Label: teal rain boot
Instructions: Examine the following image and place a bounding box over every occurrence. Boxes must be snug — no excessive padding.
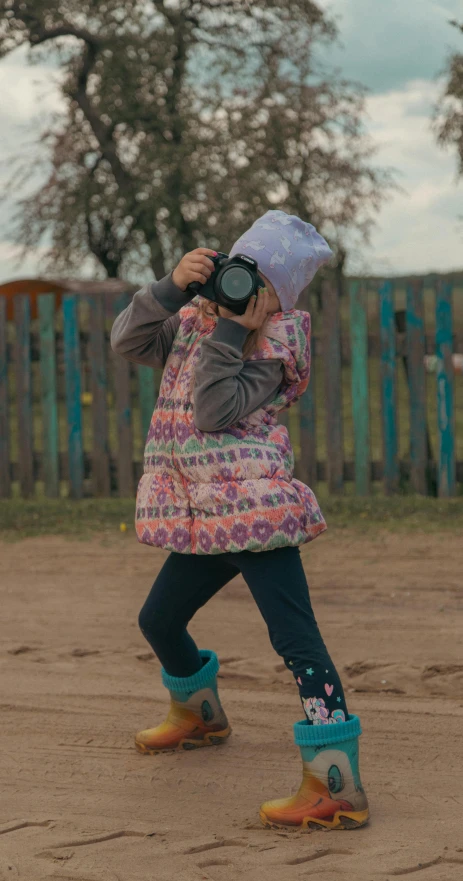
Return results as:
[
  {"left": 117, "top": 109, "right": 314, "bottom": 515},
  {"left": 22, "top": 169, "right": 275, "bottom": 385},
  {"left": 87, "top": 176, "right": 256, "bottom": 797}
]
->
[
  {"left": 135, "top": 650, "right": 231, "bottom": 754},
  {"left": 260, "top": 715, "right": 369, "bottom": 830}
]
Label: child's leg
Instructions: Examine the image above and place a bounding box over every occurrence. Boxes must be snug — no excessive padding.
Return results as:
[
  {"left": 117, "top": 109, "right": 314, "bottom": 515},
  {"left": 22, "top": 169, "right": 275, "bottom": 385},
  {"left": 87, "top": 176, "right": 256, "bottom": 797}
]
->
[
  {"left": 236, "top": 547, "right": 348, "bottom": 723},
  {"left": 138, "top": 551, "right": 239, "bottom": 677},
  {"left": 136, "top": 552, "right": 238, "bottom": 753}
]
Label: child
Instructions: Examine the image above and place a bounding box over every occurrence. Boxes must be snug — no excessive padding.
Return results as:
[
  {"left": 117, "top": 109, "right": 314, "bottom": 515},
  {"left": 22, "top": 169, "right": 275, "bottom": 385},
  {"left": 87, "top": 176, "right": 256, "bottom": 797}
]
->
[{"left": 111, "top": 210, "right": 369, "bottom": 831}]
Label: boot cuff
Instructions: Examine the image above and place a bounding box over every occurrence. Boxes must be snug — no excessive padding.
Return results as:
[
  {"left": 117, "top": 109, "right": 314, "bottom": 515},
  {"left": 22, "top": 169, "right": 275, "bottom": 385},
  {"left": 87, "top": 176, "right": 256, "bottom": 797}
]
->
[
  {"left": 161, "top": 649, "right": 219, "bottom": 693},
  {"left": 294, "top": 714, "right": 362, "bottom": 747}
]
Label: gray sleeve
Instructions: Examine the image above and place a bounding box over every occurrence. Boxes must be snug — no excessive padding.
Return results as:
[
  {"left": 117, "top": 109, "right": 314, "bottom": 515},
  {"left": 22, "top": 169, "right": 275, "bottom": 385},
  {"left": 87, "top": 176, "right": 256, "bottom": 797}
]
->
[
  {"left": 110, "top": 273, "right": 192, "bottom": 368},
  {"left": 193, "top": 317, "right": 284, "bottom": 432}
]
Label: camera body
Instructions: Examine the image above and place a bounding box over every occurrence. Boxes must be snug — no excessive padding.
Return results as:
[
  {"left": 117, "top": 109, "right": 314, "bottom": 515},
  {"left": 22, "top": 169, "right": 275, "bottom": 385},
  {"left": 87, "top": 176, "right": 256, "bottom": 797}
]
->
[{"left": 187, "top": 252, "right": 266, "bottom": 315}]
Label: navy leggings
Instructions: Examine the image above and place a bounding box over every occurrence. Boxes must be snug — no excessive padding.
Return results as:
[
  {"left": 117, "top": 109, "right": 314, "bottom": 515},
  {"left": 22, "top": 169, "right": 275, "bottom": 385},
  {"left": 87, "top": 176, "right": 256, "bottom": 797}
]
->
[{"left": 139, "top": 546, "right": 348, "bottom": 723}]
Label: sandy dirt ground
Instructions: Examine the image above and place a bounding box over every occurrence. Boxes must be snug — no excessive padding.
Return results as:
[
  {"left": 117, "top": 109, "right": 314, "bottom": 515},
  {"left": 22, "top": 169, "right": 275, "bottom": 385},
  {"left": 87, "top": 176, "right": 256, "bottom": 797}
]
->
[{"left": 1, "top": 528, "right": 463, "bottom": 881}]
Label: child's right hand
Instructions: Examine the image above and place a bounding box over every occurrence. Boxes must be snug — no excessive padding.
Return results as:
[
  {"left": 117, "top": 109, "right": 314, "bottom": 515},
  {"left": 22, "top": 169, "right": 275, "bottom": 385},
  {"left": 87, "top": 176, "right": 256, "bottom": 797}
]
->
[{"left": 172, "top": 248, "right": 217, "bottom": 291}]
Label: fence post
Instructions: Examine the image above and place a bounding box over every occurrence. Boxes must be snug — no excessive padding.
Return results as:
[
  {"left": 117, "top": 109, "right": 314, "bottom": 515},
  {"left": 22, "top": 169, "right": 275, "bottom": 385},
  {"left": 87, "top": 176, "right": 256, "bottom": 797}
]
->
[
  {"left": 38, "top": 294, "right": 59, "bottom": 497},
  {"left": 298, "top": 330, "right": 317, "bottom": 487},
  {"left": 0, "top": 297, "right": 11, "bottom": 497},
  {"left": 379, "top": 280, "right": 398, "bottom": 494},
  {"left": 322, "top": 279, "right": 344, "bottom": 493},
  {"left": 112, "top": 293, "right": 134, "bottom": 497},
  {"left": 349, "top": 280, "right": 370, "bottom": 495},
  {"left": 14, "top": 295, "right": 34, "bottom": 498},
  {"left": 88, "top": 295, "right": 110, "bottom": 496},
  {"left": 63, "top": 294, "right": 84, "bottom": 499},
  {"left": 406, "top": 279, "right": 427, "bottom": 494},
  {"left": 435, "top": 280, "right": 455, "bottom": 497},
  {"left": 138, "top": 365, "right": 157, "bottom": 443}
]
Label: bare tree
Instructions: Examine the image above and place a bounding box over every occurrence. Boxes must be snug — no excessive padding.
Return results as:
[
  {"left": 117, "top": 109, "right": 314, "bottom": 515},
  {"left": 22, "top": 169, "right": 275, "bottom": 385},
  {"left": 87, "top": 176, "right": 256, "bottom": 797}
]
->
[
  {"left": 1, "top": 0, "right": 391, "bottom": 279},
  {"left": 434, "top": 19, "right": 463, "bottom": 176}
]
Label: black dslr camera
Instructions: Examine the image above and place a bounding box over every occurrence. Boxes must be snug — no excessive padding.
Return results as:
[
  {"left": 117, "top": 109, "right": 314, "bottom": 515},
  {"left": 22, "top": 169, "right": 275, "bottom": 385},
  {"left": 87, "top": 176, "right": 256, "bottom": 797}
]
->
[{"left": 187, "top": 252, "right": 266, "bottom": 315}]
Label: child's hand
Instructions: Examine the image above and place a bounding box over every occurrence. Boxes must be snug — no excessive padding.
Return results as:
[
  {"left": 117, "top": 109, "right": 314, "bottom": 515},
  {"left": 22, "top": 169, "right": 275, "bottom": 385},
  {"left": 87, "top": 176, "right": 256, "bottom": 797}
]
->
[
  {"left": 172, "top": 248, "right": 217, "bottom": 291},
  {"left": 222, "top": 287, "right": 271, "bottom": 330}
]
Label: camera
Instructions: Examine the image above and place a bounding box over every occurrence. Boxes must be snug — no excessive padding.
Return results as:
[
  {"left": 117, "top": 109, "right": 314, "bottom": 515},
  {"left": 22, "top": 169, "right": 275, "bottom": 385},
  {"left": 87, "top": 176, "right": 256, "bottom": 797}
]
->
[{"left": 187, "top": 252, "right": 266, "bottom": 315}]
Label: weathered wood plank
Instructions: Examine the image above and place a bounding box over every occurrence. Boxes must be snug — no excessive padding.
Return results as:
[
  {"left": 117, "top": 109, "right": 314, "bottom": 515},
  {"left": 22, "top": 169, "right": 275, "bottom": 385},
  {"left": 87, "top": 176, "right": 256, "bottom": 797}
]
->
[
  {"left": 7, "top": 328, "right": 463, "bottom": 369},
  {"left": 379, "top": 280, "right": 399, "bottom": 494},
  {"left": 37, "top": 294, "right": 59, "bottom": 497},
  {"left": 322, "top": 279, "right": 344, "bottom": 493},
  {"left": 138, "top": 364, "right": 156, "bottom": 442},
  {"left": 63, "top": 294, "right": 84, "bottom": 499},
  {"left": 349, "top": 280, "right": 370, "bottom": 495},
  {"left": 297, "top": 329, "right": 317, "bottom": 487},
  {"left": 88, "top": 295, "right": 110, "bottom": 496},
  {"left": 0, "top": 297, "right": 11, "bottom": 497},
  {"left": 14, "top": 295, "right": 34, "bottom": 497},
  {"left": 10, "top": 452, "right": 463, "bottom": 483},
  {"left": 435, "top": 280, "right": 456, "bottom": 497},
  {"left": 112, "top": 293, "right": 133, "bottom": 497},
  {"left": 406, "top": 279, "right": 427, "bottom": 494},
  {"left": 9, "top": 453, "right": 463, "bottom": 486}
]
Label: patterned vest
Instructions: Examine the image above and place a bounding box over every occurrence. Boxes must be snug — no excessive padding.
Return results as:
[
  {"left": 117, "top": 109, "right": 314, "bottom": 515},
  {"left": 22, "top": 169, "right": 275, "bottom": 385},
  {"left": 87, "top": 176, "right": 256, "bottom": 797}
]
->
[{"left": 136, "top": 297, "right": 326, "bottom": 554}]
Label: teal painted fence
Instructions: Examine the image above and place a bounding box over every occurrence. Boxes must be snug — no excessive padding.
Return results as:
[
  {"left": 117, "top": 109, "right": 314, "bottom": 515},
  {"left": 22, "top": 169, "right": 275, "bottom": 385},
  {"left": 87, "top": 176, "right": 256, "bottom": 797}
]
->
[
  {"left": 0, "top": 278, "right": 462, "bottom": 498},
  {"left": 349, "top": 280, "right": 370, "bottom": 496},
  {"left": 38, "top": 294, "right": 59, "bottom": 497},
  {"left": 379, "top": 280, "right": 399, "bottom": 494},
  {"left": 435, "top": 281, "right": 456, "bottom": 497},
  {"left": 63, "top": 294, "right": 84, "bottom": 499}
]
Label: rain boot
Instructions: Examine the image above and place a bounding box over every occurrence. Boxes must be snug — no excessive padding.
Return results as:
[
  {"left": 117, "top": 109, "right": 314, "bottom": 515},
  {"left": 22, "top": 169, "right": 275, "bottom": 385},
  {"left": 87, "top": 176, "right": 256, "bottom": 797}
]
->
[
  {"left": 135, "top": 649, "right": 231, "bottom": 754},
  {"left": 260, "top": 715, "right": 369, "bottom": 830}
]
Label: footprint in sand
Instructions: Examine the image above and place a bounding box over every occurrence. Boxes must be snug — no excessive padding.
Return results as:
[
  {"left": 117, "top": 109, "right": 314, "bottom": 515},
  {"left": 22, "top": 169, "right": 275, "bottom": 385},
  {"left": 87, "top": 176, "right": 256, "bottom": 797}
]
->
[
  {"left": 197, "top": 858, "right": 233, "bottom": 867},
  {"left": 184, "top": 838, "right": 247, "bottom": 855}
]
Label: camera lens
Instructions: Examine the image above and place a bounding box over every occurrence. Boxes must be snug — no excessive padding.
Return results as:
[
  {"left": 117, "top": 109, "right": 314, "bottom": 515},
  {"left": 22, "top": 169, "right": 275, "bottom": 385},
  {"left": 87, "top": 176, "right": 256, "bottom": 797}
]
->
[{"left": 220, "top": 266, "right": 253, "bottom": 301}]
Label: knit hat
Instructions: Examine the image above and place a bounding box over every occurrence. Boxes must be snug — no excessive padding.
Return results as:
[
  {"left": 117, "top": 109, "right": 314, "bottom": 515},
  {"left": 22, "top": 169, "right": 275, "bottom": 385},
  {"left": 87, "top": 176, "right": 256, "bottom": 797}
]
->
[{"left": 229, "top": 210, "right": 333, "bottom": 311}]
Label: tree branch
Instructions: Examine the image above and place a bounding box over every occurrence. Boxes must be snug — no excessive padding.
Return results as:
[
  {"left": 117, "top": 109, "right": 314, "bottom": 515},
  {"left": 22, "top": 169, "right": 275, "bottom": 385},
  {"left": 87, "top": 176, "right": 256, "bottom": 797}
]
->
[
  {"left": 30, "top": 24, "right": 102, "bottom": 47},
  {"left": 11, "top": 2, "right": 102, "bottom": 48},
  {"left": 16, "top": 6, "right": 166, "bottom": 276}
]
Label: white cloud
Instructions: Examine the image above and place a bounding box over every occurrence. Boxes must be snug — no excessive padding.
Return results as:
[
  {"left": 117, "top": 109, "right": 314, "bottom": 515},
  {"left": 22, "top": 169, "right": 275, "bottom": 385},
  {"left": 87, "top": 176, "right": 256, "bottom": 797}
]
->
[
  {"left": 0, "top": 241, "right": 50, "bottom": 280},
  {"left": 0, "top": 49, "right": 64, "bottom": 280},
  {"left": 357, "top": 79, "right": 463, "bottom": 275},
  {"left": 0, "top": 47, "right": 64, "bottom": 127}
]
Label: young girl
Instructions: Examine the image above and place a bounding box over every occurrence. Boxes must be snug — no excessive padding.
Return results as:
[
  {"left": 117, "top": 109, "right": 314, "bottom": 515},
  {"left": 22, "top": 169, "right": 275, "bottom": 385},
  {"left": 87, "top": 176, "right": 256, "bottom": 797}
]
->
[{"left": 111, "top": 210, "right": 369, "bottom": 831}]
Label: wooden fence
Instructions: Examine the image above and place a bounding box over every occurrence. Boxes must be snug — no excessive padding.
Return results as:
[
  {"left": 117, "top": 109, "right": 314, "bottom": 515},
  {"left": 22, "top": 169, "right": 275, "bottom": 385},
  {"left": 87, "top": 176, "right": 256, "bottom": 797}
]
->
[{"left": 0, "top": 277, "right": 462, "bottom": 500}]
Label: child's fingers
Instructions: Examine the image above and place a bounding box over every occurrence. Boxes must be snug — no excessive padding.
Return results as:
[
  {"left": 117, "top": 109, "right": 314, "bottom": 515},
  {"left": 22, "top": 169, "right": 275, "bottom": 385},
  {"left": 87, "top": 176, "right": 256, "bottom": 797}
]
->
[
  {"left": 188, "top": 268, "right": 212, "bottom": 284},
  {"left": 191, "top": 254, "right": 215, "bottom": 268},
  {"left": 193, "top": 248, "right": 218, "bottom": 258},
  {"left": 243, "top": 295, "right": 258, "bottom": 320},
  {"left": 189, "top": 270, "right": 210, "bottom": 285},
  {"left": 188, "top": 262, "right": 212, "bottom": 277},
  {"left": 189, "top": 256, "right": 215, "bottom": 273},
  {"left": 253, "top": 288, "right": 269, "bottom": 324}
]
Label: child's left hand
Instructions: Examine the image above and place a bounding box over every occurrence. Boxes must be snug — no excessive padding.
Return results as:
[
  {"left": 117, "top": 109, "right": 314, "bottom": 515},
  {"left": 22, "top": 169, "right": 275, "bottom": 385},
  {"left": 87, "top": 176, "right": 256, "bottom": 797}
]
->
[{"left": 221, "top": 287, "right": 271, "bottom": 330}]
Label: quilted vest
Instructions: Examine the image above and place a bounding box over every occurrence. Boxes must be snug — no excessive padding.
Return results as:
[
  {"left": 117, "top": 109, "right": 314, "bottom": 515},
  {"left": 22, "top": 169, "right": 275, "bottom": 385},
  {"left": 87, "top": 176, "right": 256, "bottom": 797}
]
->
[{"left": 136, "top": 297, "right": 326, "bottom": 554}]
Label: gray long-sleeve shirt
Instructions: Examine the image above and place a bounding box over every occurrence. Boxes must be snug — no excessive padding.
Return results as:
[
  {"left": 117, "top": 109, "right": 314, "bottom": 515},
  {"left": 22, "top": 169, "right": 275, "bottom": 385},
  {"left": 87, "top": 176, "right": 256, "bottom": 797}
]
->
[{"left": 110, "top": 274, "right": 284, "bottom": 432}]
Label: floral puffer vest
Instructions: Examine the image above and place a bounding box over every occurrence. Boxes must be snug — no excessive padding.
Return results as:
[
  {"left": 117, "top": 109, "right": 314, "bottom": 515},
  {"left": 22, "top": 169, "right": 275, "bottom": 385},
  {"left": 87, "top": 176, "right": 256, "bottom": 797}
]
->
[{"left": 136, "top": 297, "right": 326, "bottom": 554}]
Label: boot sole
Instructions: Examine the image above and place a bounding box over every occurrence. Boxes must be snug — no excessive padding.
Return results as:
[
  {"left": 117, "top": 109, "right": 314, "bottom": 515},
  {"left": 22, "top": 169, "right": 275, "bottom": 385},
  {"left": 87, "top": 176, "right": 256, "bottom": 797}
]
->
[
  {"left": 259, "top": 807, "right": 369, "bottom": 832},
  {"left": 135, "top": 726, "right": 232, "bottom": 755}
]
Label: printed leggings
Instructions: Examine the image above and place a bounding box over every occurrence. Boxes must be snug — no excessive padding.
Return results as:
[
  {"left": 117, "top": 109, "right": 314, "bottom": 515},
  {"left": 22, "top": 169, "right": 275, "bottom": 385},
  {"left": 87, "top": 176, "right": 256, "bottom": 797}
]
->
[{"left": 139, "top": 546, "right": 348, "bottom": 724}]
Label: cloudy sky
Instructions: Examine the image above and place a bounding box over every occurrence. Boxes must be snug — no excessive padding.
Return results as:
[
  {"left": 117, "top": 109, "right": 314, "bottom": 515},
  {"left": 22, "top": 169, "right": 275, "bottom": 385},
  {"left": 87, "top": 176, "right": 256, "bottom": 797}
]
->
[{"left": 0, "top": 0, "right": 462, "bottom": 279}]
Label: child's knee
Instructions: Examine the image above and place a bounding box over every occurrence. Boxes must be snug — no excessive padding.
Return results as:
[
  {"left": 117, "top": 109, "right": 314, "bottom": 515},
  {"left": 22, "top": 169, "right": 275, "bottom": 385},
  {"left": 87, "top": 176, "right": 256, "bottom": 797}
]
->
[{"left": 138, "top": 604, "right": 166, "bottom": 646}]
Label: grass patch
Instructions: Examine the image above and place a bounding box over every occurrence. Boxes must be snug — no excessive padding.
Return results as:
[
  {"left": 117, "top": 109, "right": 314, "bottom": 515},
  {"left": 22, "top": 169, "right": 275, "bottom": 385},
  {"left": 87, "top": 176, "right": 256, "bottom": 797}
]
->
[
  {"left": 1, "top": 493, "right": 463, "bottom": 540},
  {"left": 315, "top": 489, "right": 463, "bottom": 532},
  {"left": 0, "top": 498, "right": 136, "bottom": 540}
]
